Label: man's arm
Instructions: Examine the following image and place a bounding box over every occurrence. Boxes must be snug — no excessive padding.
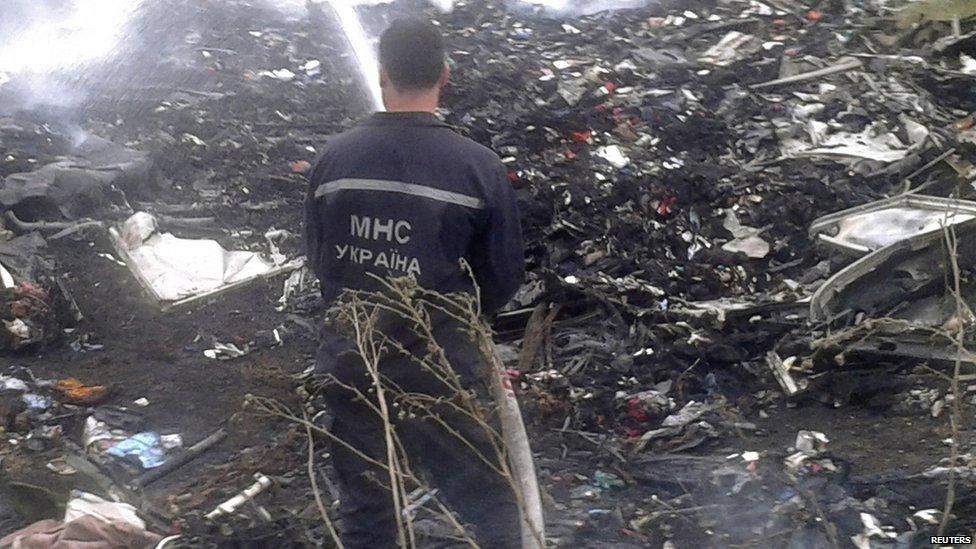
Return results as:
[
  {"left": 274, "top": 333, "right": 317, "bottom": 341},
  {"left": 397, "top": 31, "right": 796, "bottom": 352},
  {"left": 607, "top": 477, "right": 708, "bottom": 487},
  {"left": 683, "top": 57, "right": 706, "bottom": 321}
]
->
[
  {"left": 304, "top": 159, "right": 326, "bottom": 283},
  {"left": 469, "top": 163, "right": 525, "bottom": 313}
]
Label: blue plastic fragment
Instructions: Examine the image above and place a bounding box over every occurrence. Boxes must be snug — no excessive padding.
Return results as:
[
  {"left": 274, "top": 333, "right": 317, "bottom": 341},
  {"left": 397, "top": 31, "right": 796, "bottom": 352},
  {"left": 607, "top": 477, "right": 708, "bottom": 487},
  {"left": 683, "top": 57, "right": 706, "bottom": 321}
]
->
[{"left": 106, "top": 432, "right": 167, "bottom": 469}]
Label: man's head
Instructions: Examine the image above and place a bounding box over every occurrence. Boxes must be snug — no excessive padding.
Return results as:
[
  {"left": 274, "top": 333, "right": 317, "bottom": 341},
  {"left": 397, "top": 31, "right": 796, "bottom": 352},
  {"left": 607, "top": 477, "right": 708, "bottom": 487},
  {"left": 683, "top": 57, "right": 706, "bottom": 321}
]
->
[{"left": 378, "top": 18, "right": 448, "bottom": 112}]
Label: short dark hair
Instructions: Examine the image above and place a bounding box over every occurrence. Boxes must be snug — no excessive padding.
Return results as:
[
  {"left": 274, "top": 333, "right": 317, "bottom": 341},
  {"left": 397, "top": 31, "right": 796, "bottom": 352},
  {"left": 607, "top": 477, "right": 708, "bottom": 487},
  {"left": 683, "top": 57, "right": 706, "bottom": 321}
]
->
[{"left": 379, "top": 18, "right": 445, "bottom": 90}]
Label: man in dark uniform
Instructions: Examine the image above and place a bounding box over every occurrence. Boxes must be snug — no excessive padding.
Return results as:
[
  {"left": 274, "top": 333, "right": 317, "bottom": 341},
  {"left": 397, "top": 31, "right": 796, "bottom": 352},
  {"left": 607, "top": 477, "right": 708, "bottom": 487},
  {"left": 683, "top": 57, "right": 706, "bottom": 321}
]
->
[{"left": 304, "top": 17, "right": 524, "bottom": 548}]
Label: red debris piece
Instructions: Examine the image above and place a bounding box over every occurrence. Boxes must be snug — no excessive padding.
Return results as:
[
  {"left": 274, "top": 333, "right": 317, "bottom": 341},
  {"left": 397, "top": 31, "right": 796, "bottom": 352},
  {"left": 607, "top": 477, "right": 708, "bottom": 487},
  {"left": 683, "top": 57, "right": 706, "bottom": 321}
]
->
[
  {"left": 53, "top": 378, "right": 110, "bottom": 406},
  {"left": 657, "top": 196, "right": 677, "bottom": 217},
  {"left": 626, "top": 398, "right": 649, "bottom": 422},
  {"left": 621, "top": 528, "right": 647, "bottom": 540},
  {"left": 805, "top": 10, "right": 821, "bottom": 22},
  {"left": 603, "top": 81, "right": 616, "bottom": 95},
  {"left": 8, "top": 283, "right": 50, "bottom": 318},
  {"left": 956, "top": 113, "right": 976, "bottom": 131},
  {"left": 571, "top": 131, "right": 592, "bottom": 143},
  {"left": 291, "top": 160, "right": 312, "bottom": 173}
]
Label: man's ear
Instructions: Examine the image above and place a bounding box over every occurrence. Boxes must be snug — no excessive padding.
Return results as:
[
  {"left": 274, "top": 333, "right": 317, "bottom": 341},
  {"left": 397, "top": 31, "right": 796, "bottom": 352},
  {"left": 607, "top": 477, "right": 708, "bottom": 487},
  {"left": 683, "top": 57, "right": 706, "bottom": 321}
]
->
[
  {"left": 379, "top": 66, "right": 390, "bottom": 89},
  {"left": 437, "top": 62, "right": 450, "bottom": 89}
]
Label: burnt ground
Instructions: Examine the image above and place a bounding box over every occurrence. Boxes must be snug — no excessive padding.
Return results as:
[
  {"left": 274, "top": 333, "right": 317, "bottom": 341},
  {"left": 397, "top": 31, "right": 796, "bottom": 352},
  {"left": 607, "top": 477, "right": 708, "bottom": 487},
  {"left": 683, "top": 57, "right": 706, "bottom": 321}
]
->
[
  {"left": 1, "top": 0, "right": 975, "bottom": 547},
  {"left": 4, "top": 234, "right": 314, "bottom": 521},
  {"left": 2, "top": 241, "right": 960, "bottom": 547},
  {"left": 15, "top": 235, "right": 312, "bottom": 447}
]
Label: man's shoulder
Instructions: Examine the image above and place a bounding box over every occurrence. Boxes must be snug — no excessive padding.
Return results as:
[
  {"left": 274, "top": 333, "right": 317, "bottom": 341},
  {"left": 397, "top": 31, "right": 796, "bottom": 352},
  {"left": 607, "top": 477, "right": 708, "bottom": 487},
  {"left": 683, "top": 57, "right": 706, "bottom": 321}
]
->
[
  {"left": 455, "top": 133, "right": 500, "bottom": 162},
  {"left": 320, "top": 125, "right": 371, "bottom": 154},
  {"left": 434, "top": 129, "right": 504, "bottom": 173},
  {"left": 316, "top": 118, "right": 503, "bottom": 179}
]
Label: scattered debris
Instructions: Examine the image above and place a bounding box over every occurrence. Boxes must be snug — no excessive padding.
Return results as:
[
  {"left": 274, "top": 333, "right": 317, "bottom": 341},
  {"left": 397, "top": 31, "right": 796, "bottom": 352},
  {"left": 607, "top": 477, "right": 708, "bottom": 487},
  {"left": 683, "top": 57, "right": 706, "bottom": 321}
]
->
[
  {"left": 721, "top": 210, "right": 770, "bottom": 259},
  {"left": 106, "top": 432, "right": 178, "bottom": 469},
  {"left": 699, "top": 31, "right": 758, "bottom": 67},
  {"left": 811, "top": 194, "right": 976, "bottom": 255},
  {"left": 0, "top": 0, "right": 974, "bottom": 545},
  {"left": 135, "top": 428, "right": 226, "bottom": 488},
  {"left": 53, "top": 378, "right": 110, "bottom": 405},
  {"left": 203, "top": 341, "right": 251, "bottom": 360},
  {"left": 0, "top": 491, "right": 162, "bottom": 548},
  {"left": 0, "top": 135, "right": 151, "bottom": 220},
  {"left": 109, "top": 212, "right": 301, "bottom": 310},
  {"left": 205, "top": 473, "right": 273, "bottom": 520}
]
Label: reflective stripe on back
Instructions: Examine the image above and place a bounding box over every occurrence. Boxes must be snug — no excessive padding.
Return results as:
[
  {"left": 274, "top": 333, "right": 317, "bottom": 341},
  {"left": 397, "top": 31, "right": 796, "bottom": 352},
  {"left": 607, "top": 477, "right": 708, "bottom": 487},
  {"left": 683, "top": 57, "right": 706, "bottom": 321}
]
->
[{"left": 314, "top": 178, "right": 486, "bottom": 210}]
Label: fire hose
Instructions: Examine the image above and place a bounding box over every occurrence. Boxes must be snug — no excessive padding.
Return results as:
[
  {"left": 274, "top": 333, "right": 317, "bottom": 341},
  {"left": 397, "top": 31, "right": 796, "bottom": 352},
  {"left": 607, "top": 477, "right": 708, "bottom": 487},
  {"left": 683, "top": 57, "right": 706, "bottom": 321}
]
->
[{"left": 488, "top": 346, "right": 546, "bottom": 549}]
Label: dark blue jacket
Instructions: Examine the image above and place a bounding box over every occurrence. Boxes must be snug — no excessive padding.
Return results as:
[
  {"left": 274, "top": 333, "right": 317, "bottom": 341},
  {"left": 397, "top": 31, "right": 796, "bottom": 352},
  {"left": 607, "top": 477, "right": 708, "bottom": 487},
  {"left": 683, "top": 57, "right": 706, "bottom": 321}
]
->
[{"left": 304, "top": 111, "right": 524, "bottom": 314}]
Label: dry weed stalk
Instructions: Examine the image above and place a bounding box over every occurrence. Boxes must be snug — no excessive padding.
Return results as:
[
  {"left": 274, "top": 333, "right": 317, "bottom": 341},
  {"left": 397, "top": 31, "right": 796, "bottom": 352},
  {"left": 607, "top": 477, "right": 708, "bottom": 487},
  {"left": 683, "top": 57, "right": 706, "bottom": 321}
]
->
[
  {"left": 304, "top": 411, "right": 344, "bottom": 549},
  {"left": 939, "top": 224, "right": 965, "bottom": 535},
  {"left": 249, "top": 275, "right": 542, "bottom": 548},
  {"left": 809, "top": 219, "right": 975, "bottom": 536}
]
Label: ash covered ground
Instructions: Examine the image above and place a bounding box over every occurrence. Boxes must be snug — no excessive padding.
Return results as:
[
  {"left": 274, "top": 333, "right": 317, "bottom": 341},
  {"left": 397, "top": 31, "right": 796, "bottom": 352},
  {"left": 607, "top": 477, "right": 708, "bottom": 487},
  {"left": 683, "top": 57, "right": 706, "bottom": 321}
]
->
[{"left": 0, "top": 0, "right": 975, "bottom": 547}]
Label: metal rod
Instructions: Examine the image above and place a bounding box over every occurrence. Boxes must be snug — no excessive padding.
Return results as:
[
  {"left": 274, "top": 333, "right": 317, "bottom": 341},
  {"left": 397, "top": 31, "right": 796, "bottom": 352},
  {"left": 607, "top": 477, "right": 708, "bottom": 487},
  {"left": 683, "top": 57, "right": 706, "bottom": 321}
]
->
[
  {"left": 135, "top": 428, "right": 227, "bottom": 488},
  {"left": 750, "top": 58, "right": 863, "bottom": 90}
]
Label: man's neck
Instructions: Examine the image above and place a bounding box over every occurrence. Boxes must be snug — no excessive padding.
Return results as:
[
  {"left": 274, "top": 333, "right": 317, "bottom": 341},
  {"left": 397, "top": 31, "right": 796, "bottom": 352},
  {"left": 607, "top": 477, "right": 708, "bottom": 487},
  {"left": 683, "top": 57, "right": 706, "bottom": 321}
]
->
[{"left": 382, "top": 88, "right": 440, "bottom": 113}]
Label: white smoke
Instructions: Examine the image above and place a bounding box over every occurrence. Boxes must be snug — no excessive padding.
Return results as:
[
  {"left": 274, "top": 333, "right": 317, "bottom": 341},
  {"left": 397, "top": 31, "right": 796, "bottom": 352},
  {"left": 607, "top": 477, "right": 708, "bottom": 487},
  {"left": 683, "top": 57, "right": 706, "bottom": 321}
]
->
[
  {"left": 515, "top": 0, "right": 655, "bottom": 15},
  {"left": 261, "top": 0, "right": 391, "bottom": 110},
  {"left": 265, "top": 0, "right": 455, "bottom": 16},
  {"left": 323, "top": 0, "right": 385, "bottom": 111},
  {"left": 257, "top": 0, "right": 655, "bottom": 116},
  {"left": 0, "top": 0, "right": 145, "bottom": 75},
  {"left": 519, "top": 0, "right": 568, "bottom": 9},
  {"left": 266, "top": 0, "right": 408, "bottom": 18},
  {"left": 418, "top": 0, "right": 655, "bottom": 14},
  {"left": 427, "top": 0, "right": 456, "bottom": 11}
]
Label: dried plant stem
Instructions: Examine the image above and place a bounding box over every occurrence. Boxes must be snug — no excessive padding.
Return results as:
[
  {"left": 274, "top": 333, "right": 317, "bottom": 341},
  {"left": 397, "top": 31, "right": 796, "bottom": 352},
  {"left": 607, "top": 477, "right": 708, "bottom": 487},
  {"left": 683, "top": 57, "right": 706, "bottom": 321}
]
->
[
  {"left": 253, "top": 277, "right": 544, "bottom": 547},
  {"left": 348, "top": 302, "right": 414, "bottom": 548},
  {"left": 939, "top": 225, "right": 965, "bottom": 535},
  {"left": 304, "top": 411, "right": 344, "bottom": 549}
]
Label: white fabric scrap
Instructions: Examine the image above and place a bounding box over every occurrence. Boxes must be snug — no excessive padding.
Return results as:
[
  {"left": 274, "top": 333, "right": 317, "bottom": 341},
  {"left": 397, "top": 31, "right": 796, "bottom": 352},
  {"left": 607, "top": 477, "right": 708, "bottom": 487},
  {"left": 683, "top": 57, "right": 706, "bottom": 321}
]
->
[
  {"left": 0, "top": 376, "right": 29, "bottom": 392},
  {"left": 699, "top": 32, "right": 758, "bottom": 67},
  {"left": 65, "top": 491, "right": 146, "bottom": 530},
  {"left": 899, "top": 114, "right": 930, "bottom": 148},
  {"left": 259, "top": 68, "right": 296, "bottom": 81},
  {"left": 799, "top": 127, "right": 908, "bottom": 163},
  {"left": 204, "top": 342, "right": 250, "bottom": 360},
  {"left": 961, "top": 53, "right": 976, "bottom": 75},
  {"left": 0, "top": 261, "right": 14, "bottom": 289},
  {"left": 118, "top": 212, "right": 275, "bottom": 303},
  {"left": 4, "top": 319, "right": 30, "bottom": 340},
  {"left": 595, "top": 145, "right": 629, "bottom": 168},
  {"left": 721, "top": 211, "right": 770, "bottom": 258}
]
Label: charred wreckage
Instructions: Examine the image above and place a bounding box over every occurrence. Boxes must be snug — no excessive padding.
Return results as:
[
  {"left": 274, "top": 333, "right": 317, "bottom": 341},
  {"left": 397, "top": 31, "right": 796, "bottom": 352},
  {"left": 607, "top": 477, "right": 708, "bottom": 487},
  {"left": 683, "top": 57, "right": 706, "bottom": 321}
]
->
[{"left": 0, "top": 0, "right": 975, "bottom": 547}]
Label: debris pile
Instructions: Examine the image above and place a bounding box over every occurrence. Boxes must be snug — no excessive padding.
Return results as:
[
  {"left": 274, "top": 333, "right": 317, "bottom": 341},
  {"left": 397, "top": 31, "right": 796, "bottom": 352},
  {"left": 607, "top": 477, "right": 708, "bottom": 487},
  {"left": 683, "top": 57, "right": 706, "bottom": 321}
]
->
[
  {"left": 424, "top": 0, "right": 976, "bottom": 544},
  {"left": 0, "top": 491, "right": 163, "bottom": 548},
  {"left": 0, "top": 364, "right": 188, "bottom": 475},
  {"left": 0, "top": 0, "right": 974, "bottom": 546},
  {"left": 0, "top": 0, "right": 383, "bottom": 542}
]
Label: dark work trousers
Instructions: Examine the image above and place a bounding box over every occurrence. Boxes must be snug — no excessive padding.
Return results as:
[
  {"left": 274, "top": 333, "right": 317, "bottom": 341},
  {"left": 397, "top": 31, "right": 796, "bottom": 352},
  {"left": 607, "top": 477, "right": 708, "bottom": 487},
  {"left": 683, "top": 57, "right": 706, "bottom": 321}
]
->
[{"left": 317, "top": 323, "right": 521, "bottom": 549}]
